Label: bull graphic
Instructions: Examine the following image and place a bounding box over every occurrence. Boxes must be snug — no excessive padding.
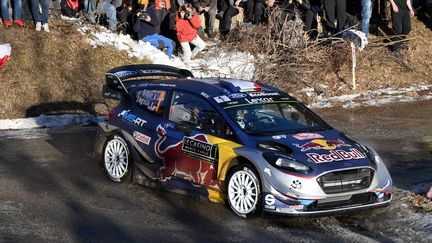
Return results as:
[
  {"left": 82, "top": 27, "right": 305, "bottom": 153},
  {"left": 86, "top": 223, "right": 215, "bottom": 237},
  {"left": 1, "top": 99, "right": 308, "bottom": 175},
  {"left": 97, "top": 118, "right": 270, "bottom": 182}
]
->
[
  {"left": 294, "top": 139, "right": 350, "bottom": 152},
  {"left": 154, "top": 125, "right": 221, "bottom": 189}
]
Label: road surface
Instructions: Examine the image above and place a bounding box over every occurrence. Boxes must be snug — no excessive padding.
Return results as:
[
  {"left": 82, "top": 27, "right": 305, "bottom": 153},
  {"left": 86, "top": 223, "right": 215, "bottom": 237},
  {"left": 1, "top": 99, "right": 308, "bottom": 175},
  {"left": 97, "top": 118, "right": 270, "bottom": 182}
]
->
[{"left": 1, "top": 101, "right": 431, "bottom": 242}]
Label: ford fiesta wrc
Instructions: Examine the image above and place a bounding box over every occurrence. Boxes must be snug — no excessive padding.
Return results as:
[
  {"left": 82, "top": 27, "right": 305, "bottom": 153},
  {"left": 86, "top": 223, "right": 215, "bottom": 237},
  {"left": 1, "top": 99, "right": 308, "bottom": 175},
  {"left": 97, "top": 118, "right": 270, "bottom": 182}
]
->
[{"left": 95, "top": 64, "right": 392, "bottom": 218}]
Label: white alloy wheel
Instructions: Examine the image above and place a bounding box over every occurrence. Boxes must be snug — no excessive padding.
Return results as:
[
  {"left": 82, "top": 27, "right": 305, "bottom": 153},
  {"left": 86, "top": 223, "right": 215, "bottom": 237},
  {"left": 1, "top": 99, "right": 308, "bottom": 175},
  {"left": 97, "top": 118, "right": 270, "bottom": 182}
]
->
[
  {"left": 227, "top": 166, "right": 260, "bottom": 217},
  {"left": 103, "top": 135, "right": 130, "bottom": 182}
]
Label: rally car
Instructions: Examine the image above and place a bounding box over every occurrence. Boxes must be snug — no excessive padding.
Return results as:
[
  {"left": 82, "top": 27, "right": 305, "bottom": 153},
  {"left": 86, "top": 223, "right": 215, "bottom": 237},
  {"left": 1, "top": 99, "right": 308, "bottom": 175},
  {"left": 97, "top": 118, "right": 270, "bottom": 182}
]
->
[{"left": 95, "top": 64, "right": 392, "bottom": 218}]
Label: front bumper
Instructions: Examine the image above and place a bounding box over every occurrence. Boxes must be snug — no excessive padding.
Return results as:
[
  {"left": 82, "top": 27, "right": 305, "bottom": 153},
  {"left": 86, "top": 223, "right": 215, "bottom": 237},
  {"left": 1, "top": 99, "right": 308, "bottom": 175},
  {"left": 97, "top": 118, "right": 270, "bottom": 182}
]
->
[
  {"left": 258, "top": 160, "right": 392, "bottom": 216},
  {"left": 262, "top": 191, "right": 391, "bottom": 216}
]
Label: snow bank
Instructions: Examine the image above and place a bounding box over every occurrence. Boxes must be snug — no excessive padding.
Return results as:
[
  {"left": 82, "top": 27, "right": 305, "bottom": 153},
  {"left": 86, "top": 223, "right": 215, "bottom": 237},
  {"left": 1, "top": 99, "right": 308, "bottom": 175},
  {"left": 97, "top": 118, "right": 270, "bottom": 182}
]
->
[
  {"left": 0, "top": 115, "right": 106, "bottom": 130},
  {"left": 80, "top": 26, "right": 255, "bottom": 80},
  {"left": 309, "top": 84, "right": 432, "bottom": 109}
]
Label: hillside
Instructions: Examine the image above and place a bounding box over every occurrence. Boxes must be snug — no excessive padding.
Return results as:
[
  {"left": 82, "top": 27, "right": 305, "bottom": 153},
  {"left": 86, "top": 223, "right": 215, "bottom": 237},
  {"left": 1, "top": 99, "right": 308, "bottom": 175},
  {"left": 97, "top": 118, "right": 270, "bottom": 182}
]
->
[{"left": 0, "top": 16, "right": 431, "bottom": 119}]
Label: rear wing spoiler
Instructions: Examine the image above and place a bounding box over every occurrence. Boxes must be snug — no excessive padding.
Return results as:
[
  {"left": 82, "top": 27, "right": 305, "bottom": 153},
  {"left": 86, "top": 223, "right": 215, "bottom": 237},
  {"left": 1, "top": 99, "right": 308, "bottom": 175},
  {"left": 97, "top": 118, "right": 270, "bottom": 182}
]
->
[{"left": 104, "top": 64, "right": 194, "bottom": 99}]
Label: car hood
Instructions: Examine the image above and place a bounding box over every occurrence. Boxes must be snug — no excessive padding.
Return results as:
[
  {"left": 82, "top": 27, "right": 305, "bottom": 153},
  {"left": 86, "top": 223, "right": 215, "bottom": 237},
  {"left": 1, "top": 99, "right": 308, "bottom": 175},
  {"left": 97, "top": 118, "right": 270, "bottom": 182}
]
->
[{"left": 255, "top": 129, "right": 375, "bottom": 176}]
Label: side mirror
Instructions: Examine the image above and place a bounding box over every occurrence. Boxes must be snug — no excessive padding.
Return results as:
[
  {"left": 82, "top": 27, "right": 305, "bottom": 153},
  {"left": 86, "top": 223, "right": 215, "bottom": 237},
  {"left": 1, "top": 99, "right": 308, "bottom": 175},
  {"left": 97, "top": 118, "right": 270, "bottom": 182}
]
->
[{"left": 175, "top": 124, "right": 192, "bottom": 136}]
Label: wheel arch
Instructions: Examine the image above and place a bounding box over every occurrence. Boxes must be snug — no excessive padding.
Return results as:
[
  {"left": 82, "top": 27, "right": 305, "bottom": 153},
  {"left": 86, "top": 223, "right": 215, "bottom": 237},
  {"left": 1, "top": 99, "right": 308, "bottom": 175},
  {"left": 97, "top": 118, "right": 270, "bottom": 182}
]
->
[{"left": 222, "top": 156, "right": 262, "bottom": 192}]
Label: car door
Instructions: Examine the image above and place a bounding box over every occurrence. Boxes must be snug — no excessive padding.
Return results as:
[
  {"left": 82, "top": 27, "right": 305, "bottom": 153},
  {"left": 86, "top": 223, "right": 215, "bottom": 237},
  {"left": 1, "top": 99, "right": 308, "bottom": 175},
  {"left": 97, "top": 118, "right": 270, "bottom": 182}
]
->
[
  {"left": 156, "top": 90, "right": 229, "bottom": 187},
  {"left": 127, "top": 88, "right": 171, "bottom": 173}
]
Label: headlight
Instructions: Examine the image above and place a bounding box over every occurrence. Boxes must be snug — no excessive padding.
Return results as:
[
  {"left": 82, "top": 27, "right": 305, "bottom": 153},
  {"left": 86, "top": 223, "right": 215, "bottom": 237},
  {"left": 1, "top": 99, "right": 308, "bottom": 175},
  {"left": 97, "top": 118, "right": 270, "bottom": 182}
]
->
[
  {"left": 262, "top": 152, "right": 311, "bottom": 174},
  {"left": 275, "top": 158, "right": 311, "bottom": 172},
  {"left": 362, "top": 144, "right": 382, "bottom": 165},
  {"left": 357, "top": 143, "right": 383, "bottom": 165},
  {"left": 370, "top": 149, "right": 383, "bottom": 164}
]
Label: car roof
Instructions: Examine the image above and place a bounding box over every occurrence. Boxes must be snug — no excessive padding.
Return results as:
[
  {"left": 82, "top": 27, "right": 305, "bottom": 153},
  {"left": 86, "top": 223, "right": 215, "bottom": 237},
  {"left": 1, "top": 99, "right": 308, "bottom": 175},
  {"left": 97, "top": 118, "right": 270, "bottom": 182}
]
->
[{"left": 134, "top": 77, "right": 296, "bottom": 105}]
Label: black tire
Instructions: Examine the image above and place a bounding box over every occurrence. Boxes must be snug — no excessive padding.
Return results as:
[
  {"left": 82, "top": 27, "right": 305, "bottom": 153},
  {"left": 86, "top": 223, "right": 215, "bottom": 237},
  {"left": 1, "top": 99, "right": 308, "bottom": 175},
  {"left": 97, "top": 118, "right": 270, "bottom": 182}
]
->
[
  {"left": 226, "top": 164, "right": 262, "bottom": 218},
  {"left": 102, "top": 134, "right": 132, "bottom": 183}
]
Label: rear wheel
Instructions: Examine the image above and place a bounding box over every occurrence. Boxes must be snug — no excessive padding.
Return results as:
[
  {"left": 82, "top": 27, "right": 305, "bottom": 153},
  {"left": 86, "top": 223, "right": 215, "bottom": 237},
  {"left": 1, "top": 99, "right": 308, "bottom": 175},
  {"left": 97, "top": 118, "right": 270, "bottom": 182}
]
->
[
  {"left": 102, "top": 135, "right": 131, "bottom": 183},
  {"left": 227, "top": 165, "right": 261, "bottom": 218}
]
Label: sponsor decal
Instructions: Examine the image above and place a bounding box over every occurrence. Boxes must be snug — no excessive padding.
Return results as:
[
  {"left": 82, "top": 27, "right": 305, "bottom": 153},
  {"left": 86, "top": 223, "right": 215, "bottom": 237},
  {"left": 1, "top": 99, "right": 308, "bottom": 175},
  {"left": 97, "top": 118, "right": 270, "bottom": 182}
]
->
[
  {"left": 264, "top": 205, "right": 276, "bottom": 210},
  {"left": 155, "top": 125, "right": 220, "bottom": 188},
  {"left": 294, "top": 139, "right": 349, "bottom": 152},
  {"left": 181, "top": 137, "right": 218, "bottom": 163},
  {"left": 136, "top": 90, "right": 166, "bottom": 111},
  {"left": 200, "top": 92, "right": 210, "bottom": 98},
  {"left": 114, "top": 70, "right": 138, "bottom": 78},
  {"left": 133, "top": 131, "right": 151, "bottom": 145},
  {"left": 214, "top": 95, "right": 231, "bottom": 103},
  {"left": 272, "top": 135, "right": 287, "bottom": 140},
  {"left": 222, "top": 89, "right": 230, "bottom": 94},
  {"left": 248, "top": 92, "right": 279, "bottom": 97},
  {"left": 163, "top": 123, "right": 175, "bottom": 129},
  {"left": 139, "top": 69, "right": 179, "bottom": 76},
  {"left": 245, "top": 97, "right": 274, "bottom": 104},
  {"left": 228, "top": 93, "right": 247, "bottom": 99},
  {"left": 293, "top": 133, "right": 324, "bottom": 141},
  {"left": 265, "top": 194, "right": 275, "bottom": 205},
  {"left": 264, "top": 167, "right": 271, "bottom": 177},
  {"left": 276, "top": 207, "right": 293, "bottom": 213},
  {"left": 292, "top": 204, "right": 304, "bottom": 210},
  {"left": 227, "top": 101, "right": 239, "bottom": 105},
  {"left": 118, "top": 110, "right": 147, "bottom": 127},
  {"left": 307, "top": 148, "right": 367, "bottom": 163},
  {"left": 290, "top": 180, "right": 302, "bottom": 189},
  {"left": 158, "top": 83, "right": 177, "bottom": 87}
]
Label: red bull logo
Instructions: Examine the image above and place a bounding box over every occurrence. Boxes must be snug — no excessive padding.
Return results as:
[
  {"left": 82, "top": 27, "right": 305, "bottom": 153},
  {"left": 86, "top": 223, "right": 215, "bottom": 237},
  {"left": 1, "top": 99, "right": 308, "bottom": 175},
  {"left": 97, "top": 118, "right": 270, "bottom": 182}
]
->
[
  {"left": 294, "top": 139, "right": 349, "bottom": 152},
  {"left": 307, "top": 148, "right": 367, "bottom": 163},
  {"left": 154, "top": 125, "right": 221, "bottom": 189}
]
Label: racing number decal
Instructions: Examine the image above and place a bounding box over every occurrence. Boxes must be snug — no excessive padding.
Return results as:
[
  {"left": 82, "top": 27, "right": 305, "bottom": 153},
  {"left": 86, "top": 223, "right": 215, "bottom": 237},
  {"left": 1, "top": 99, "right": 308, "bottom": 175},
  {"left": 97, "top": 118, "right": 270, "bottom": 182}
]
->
[{"left": 155, "top": 92, "right": 165, "bottom": 113}]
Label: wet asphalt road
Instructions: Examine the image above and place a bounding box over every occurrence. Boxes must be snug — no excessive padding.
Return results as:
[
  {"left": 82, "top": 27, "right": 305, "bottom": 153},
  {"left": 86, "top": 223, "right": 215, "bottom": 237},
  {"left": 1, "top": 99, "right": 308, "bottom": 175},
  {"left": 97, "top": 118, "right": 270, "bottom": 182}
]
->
[{"left": 0, "top": 101, "right": 432, "bottom": 242}]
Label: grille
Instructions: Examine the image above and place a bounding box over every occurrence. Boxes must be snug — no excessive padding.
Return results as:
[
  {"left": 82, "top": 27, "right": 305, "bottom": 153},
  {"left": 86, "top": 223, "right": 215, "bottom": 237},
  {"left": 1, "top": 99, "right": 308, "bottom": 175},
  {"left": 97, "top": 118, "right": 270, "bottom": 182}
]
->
[
  {"left": 306, "top": 192, "right": 377, "bottom": 211},
  {"left": 317, "top": 168, "right": 374, "bottom": 194}
]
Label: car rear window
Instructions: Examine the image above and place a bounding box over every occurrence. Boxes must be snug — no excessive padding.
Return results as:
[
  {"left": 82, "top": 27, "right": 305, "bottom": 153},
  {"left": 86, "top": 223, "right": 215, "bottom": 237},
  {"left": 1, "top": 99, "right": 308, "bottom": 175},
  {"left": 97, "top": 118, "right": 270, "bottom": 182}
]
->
[{"left": 135, "top": 89, "right": 167, "bottom": 117}]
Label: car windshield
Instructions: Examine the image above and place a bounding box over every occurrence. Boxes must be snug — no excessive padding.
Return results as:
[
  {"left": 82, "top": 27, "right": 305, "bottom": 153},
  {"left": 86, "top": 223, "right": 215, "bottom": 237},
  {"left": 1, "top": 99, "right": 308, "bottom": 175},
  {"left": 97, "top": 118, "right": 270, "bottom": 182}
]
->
[{"left": 224, "top": 101, "right": 331, "bottom": 135}]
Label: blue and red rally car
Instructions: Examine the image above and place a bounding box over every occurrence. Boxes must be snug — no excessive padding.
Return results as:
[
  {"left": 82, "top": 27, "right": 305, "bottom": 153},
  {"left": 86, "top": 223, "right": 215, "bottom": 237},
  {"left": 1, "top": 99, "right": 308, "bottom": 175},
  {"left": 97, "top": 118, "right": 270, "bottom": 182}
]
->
[{"left": 95, "top": 64, "right": 392, "bottom": 218}]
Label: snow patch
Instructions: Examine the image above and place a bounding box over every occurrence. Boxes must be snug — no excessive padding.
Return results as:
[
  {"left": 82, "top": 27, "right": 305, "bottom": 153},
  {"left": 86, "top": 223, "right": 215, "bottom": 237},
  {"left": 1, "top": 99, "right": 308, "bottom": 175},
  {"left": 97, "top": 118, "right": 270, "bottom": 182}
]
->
[
  {"left": 309, "top": 84, "right": 432, "bottom": 109},
  {"left": 80, "top": 26, "right": 256, "bottom": 80},
  {"left": 0, "top": 115, "right": 107, "bottom": 130}
]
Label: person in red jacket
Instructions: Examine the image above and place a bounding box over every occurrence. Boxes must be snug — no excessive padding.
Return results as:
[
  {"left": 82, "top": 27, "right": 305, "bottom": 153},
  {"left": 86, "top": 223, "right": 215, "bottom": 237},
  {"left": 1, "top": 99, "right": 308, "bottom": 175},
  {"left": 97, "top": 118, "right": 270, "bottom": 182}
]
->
[{"left": 176, "top": 3, "right": 206, "bottom": 62}]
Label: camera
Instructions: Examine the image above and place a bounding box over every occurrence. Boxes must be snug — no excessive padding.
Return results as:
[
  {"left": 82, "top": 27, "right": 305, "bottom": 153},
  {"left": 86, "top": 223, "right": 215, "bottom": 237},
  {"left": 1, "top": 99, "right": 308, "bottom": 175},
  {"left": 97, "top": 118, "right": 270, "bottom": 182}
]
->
[
  {"left": 137, "top": 9, "right": 149, "bottom": 20},
  {"left": 184, "top": 7, "right": 192, "bottom": 18}
]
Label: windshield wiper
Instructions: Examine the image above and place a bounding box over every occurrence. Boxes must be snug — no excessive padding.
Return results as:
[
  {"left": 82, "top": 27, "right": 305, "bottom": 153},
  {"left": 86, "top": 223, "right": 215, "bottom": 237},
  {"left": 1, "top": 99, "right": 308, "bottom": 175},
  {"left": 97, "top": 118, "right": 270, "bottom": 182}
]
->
[
  {"left": 245, "top": 131, "right": 275, "bottom": 136},
  {"left": 277, "top": 127, "right": 329, "bottom": 134},
  {"left": 288, "top": 127, "right": 328, "bottom": 133}
]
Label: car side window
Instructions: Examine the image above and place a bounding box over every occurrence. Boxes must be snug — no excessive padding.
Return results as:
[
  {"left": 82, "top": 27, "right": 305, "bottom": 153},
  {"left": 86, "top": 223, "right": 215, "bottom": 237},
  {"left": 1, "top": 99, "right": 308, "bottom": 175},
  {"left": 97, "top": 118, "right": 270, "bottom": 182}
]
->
[
  {"left": 135, "top": 89, "right": 167, "bottom": 117},
  {"left": 169, "top": 91, "right": 222, "bottom": 136}
]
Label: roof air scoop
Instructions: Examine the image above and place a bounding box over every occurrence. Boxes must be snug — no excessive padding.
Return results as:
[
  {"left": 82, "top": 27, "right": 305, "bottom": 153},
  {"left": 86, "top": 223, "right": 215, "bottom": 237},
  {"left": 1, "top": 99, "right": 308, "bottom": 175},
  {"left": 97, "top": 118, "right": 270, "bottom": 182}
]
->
[{"left": 220, "top": 80, "right": 262, "bottom": 93}]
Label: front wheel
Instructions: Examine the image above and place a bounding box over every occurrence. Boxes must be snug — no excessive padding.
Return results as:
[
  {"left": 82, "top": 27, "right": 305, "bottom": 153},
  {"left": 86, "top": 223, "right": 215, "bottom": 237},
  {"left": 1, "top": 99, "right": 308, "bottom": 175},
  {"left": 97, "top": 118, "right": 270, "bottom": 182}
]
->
[
  {"left": 102, "top": 134, "right": 131, "bottom": 183},
  {"left": 227, "top": 165, "right": 261, "bottom": 218}
]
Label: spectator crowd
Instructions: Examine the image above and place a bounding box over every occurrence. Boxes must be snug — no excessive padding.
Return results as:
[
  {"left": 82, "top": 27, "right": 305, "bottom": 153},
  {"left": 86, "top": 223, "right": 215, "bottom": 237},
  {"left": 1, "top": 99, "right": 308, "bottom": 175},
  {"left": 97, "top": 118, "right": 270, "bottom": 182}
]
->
[{"left": 0, "top": 0, "right": 430, "bottom": 60}]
